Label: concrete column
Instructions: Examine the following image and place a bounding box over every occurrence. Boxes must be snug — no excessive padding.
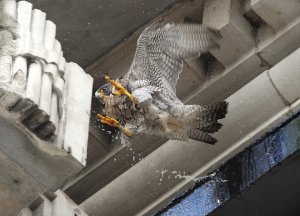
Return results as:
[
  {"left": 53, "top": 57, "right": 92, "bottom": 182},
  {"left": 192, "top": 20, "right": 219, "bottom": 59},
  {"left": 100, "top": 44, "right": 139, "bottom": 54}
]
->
[
  {"left": 203, "top": 0, "right": 255, "bottom": 66},
  {"left": 246, "top": 0, "right": 300, "bottom": 32},
  {"left": 11, "top": 56, "right": 28, "bottom": 89},
  {"left": 25, "top": 62, "right": 42, "bottom": 104}
]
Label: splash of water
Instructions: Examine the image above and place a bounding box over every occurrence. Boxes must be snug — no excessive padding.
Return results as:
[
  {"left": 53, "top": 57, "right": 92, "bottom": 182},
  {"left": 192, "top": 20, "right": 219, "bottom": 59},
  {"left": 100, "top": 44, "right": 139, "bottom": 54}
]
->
[{"left": 155, "top": 169, "right": 217, "bottom": 183}]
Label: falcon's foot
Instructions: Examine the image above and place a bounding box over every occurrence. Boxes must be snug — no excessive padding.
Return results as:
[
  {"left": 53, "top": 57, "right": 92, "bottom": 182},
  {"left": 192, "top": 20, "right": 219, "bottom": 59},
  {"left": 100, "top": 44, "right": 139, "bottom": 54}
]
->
[
  {"left": 97, "top": 114, "right": 120, "bottom": 127},
  {"left": 97, "top": 114, "right": 134, "bottom": 137},
  {"left": 104, "top": 75, "right": 138, "bottom": 104}
]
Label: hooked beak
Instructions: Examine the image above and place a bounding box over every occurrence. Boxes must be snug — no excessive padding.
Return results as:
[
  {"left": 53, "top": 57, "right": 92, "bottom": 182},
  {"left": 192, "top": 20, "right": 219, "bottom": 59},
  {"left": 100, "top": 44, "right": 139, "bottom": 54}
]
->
[{"left": 95, "top": 89, "right": 104, "bottom": 99}]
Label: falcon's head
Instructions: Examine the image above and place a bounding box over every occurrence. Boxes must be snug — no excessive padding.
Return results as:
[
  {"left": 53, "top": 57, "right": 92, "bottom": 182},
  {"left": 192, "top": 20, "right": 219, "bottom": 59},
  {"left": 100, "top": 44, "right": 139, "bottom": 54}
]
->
[{"left": 95, "top": 83, "right": 112, "bottom": 100}]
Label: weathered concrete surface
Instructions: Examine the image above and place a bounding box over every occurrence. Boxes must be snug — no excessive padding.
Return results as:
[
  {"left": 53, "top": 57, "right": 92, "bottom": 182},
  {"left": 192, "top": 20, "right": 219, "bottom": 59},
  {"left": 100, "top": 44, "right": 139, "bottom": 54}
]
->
[
  {"left": 18, "top": 190, "right": 89, "bottom": 216},
  {"left": 245, "top": 0, "right": 300, "bottom": 32},
  {"left": 203, "top": 0, "right": 255, "bottom": 66},
  {"left": 0, "top": 116, "right": 82, "bottom": 216}
]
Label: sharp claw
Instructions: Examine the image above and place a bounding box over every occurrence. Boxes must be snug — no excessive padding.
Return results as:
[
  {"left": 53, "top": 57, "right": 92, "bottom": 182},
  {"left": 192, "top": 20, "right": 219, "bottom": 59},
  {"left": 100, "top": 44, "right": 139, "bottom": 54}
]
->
[
  {"left": 105, "top": 75, "right": 138, "bottom": 104},
  {"left": 96, "top": 114, "right": 134, "bottom": 137},
  {"left": 97, "top": 114, "right": 120, "bottom": 127}
]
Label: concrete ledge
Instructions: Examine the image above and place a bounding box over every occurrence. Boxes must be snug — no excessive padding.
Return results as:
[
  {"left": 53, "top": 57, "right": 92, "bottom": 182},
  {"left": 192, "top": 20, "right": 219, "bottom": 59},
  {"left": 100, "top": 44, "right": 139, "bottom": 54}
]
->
[{"left": 0, "top": 116, "right": 83, "bottom": 216}]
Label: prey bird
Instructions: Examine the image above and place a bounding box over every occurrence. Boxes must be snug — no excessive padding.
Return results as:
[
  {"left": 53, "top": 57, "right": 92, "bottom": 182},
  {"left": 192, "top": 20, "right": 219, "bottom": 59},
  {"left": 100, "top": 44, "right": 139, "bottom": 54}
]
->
[{"left": 95, "top": 22, "right": 228, "bottom": 145}]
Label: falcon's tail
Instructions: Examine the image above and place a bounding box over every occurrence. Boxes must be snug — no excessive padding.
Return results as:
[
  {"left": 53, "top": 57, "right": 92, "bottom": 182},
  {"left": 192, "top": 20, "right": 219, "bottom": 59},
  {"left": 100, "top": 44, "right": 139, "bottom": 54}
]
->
[
  {"left": 171, "top": 101, "right": 228, "bottom": 144},
  {"left": 190, "top": 101, "right": 228, "bottom": 144}
]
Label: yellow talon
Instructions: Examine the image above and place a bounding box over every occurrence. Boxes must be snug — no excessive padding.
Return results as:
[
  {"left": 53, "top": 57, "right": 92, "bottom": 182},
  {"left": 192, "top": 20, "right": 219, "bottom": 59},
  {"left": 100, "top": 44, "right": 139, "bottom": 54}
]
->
[
  {"left": 97, "top": 114, "right": 120, "bottom": 127},
  {"left": 97, "top": 114, "right": 134, "bottom": 137},
  {"left": 104, "top": 75, "right": 138, "bottom": 104}
]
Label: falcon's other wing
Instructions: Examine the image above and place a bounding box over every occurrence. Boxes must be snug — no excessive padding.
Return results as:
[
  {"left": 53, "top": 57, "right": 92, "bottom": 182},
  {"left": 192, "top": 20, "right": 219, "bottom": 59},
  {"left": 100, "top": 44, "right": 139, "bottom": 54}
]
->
[{"left": 129, "top": 23, "right": 220, "bottom": 94}]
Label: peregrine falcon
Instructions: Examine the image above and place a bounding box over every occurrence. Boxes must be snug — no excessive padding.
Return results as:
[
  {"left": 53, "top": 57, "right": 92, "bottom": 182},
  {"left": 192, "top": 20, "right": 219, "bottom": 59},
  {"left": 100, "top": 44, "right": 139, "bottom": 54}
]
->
[{"left": 95, "top": 22, "right": 228, "bottom": 145}]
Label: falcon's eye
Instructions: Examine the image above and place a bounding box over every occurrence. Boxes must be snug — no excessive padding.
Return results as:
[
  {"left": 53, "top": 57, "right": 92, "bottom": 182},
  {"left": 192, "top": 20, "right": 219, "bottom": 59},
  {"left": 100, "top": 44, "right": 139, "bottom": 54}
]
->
[{"left": 95, "top": 84, "right": 112, "bottom": 98}]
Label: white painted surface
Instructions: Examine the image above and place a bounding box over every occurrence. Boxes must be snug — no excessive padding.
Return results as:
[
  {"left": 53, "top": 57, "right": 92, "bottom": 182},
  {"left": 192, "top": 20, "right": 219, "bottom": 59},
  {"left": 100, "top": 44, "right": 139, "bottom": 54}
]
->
[
  {"left": 25, "top": 62, "right": 42, "bottom": 104},
  {"left": 3, "top": 0, "right": 17, "bottom": 19},
  {"left": 268, "top": 47, "right": 300, "bottom": 104},
  {"left": 63, "top": 63, "right": 93, "bottom": 166},
  {"left": 11, "top": 56, "right": 27, "bottom": 89},
  {"left": 39, "top": 73, "right": 52, "bottom": 115}
]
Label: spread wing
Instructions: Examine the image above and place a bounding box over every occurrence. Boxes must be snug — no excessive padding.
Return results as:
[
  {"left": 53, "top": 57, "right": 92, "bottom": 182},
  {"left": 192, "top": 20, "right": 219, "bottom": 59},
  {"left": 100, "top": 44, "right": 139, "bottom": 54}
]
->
[{"left": 127, "top": 23, "right": 219, "bottom": 95}]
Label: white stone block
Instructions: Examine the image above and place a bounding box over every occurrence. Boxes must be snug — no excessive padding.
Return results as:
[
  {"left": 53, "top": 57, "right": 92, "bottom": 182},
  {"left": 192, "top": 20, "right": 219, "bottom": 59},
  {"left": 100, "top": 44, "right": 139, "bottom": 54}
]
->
[
  {"left": 63, "top": 62, "right": 93, "bottom": 165},
  {"left": 43, "top": 21, "right": 59, "bottom": 64},
  {"left": 17, "top": 1, "right": 32, "bottom": 30},
  {"left": 258, "top": 17, "right": 300, "bottom": 66},
  {"left": 248, "top": 0, "right": 300, "bottom": 32},
  {"left": 50, "top": 93, "right": 59, "bottom": 134},
  {"left": 54, "top": 40, "right": 61, "bottom": 53},
  {"left": 39, "top": 73, "right": 52, "bottom": 115},
  {"left": 46, "top": 50, "right": 60, "bottom": 64},
  {"left": 32, "top": 195, "right": 52, "bottom": 216},
  {"left": 30, "top": 9, "right": 46, "bottom": 59},
  {"left": 58, "top": 56, "right": 66, "bottom": 75},
  {"left": 18, "top": 208, "right": 32, "bottom": 216},
  {"left": 268, "top": 47, "right": 300, "bottom": 105},
  {"left": 11, "top": 56, "right": 27, "bottom": 89},
  {"left": 44, "top": 20, "right": 56, "bottom": 50},
  {"left": 25, "top": 62, "right": 42, "bottom": 104},
  {"left": 0, "top": 56, "right": 12, "bottom": 83},
  {"left": 44, "top": 63, "right": 58, "bottom": 81},
  {"left": 203, "top": 0, "right": 255, "bottom": 66},
  {"left": 16, "top": 28, "right": 32, "bottom": 55},
  {"left": 16, "top": 1, "right": 32, "bottom": 55},
  {"left": 31, "top": 9, "right": 46, "bottom": 44},
  {"left": 0, "top": 31, "right": 15, "bottom": 58},
  {"left": 3, "top": 0, "right": 17, "bottom": 19},
  {"left": 52, "top": 190, "right": 89, "bottom": 216}
]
